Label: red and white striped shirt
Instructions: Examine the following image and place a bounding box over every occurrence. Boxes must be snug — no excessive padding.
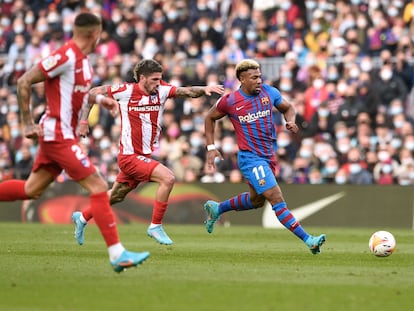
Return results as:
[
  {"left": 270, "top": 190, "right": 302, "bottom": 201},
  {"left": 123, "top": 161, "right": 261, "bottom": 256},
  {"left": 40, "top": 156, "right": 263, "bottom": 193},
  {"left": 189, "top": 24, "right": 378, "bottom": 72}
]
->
[
  {"left": 108, "top": 81, "right": 176, "bottom": 155},
  {"left": 37, "top": 40, "right": 92, "bottom": 142}
]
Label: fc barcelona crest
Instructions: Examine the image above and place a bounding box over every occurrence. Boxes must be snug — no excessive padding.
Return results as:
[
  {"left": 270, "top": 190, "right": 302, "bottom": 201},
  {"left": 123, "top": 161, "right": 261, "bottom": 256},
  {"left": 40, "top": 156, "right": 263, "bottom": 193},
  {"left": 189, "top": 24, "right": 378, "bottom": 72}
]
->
[{"left": 261, "top": 97, "right": 269, "bottom": 105}]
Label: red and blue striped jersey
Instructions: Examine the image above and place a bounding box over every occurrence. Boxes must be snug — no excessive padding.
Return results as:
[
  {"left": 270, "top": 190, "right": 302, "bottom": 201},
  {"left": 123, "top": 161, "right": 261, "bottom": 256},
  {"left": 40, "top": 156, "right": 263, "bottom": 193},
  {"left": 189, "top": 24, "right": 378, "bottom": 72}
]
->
[{"left": 216, "top": 84, "right": 282, "bottom": 158}]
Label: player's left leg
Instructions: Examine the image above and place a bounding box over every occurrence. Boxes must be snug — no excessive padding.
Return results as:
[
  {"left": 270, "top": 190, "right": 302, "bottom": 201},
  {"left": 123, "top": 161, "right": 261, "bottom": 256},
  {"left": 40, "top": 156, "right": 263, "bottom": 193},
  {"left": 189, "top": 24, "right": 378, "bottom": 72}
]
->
[
  {"left": 265, "top": 185, "right": 326, "bottom": 255},
  {"left": 146, "top": 163, "right": 174, "bottom": 245}
]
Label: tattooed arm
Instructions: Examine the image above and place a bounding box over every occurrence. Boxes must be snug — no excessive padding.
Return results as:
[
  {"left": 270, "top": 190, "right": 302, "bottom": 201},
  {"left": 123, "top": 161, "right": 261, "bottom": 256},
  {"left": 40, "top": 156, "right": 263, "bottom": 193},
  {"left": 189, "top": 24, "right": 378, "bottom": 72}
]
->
[
  {"left": 175, "top": 85, "right": 224, "bottom": 98},
  {"left": 78, "top": 85, "right": 116, "bottom": 137}
]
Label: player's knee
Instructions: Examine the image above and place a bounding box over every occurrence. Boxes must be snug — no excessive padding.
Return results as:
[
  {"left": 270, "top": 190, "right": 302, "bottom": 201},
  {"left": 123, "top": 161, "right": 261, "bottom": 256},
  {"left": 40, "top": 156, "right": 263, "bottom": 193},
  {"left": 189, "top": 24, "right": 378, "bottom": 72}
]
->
[
  {"left": 162, "top": 172, "right": 176, "bottom": 188},
  {"left": 251, "top": 196, "right": 266, "bottom": 208}
]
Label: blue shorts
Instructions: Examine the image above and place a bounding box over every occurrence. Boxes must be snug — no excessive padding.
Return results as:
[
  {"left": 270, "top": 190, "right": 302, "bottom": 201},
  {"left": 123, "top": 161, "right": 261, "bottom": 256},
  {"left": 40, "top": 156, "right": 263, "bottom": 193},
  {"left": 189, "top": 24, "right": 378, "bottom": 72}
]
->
[{"left": 238, "top": 150, "right": 278, "bottom": 195}]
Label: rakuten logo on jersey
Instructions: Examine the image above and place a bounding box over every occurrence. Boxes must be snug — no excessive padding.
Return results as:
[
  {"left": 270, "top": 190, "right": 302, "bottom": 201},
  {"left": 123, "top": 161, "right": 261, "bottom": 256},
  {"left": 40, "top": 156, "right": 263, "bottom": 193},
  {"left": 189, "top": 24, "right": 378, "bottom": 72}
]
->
[
  {"left": 238, "top": 110, "right": 271, "bottom": 123},
  {"left": 129, "top": 105, "right": 161, "bottom": 112}
]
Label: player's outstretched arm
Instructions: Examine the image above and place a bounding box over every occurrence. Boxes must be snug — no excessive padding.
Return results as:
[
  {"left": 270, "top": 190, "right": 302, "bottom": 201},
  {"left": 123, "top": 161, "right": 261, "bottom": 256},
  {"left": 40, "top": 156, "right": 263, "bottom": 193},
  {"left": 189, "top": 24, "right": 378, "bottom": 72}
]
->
[
  {"left": 175, "top": 85, "right": 224, "bottom": 98},
  {"left": 78, "top": 85, "right": 116, "bottom": 137}
]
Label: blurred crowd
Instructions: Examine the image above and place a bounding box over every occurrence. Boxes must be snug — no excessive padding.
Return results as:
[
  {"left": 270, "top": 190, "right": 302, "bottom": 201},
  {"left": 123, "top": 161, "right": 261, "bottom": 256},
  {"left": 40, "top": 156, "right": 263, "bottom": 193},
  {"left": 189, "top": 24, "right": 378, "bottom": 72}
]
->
[{"left": 1, "top": 0, "right": 414, "bottom": 186}]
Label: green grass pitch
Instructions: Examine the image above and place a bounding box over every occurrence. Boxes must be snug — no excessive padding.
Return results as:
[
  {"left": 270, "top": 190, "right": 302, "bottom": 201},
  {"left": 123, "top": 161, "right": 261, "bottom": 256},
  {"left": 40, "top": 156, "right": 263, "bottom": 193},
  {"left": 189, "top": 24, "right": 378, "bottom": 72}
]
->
[{"left": 0, "top": 223, "right": 413, "bottom": 311}]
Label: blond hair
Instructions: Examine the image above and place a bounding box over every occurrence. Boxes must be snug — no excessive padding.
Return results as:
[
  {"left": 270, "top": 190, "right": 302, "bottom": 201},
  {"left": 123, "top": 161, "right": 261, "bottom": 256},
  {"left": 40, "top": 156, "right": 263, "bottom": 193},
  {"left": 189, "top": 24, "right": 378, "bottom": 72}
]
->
[{"left": 235, "top": 59, "right": 260, "bottom": 80}]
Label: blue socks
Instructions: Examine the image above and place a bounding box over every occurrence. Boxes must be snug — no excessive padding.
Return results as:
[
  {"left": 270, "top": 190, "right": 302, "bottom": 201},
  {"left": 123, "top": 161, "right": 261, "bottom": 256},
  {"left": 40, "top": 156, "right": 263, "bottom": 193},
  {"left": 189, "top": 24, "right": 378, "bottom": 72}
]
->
[
  {"left": 218, "top": 192, "right": 256, "bottom": 214},
  {"left": 272, "top": 202, "right": 309, "bottom": 241}
]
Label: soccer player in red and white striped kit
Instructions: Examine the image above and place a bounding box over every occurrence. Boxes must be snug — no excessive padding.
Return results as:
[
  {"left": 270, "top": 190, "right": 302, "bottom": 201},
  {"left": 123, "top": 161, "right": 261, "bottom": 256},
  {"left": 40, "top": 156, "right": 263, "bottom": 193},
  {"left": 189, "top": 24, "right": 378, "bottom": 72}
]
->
[
  {"left": 72, "top": 59, "right": 224, "bottom": 246},
  {"left": 0, "top": 12, "right": 149, "bottom": 273}
]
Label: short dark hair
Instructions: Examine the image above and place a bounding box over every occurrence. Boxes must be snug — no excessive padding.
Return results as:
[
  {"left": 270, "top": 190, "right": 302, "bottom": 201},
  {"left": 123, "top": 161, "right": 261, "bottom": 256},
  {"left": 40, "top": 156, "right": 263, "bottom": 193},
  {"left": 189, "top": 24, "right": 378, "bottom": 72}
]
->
[
  {"left": 74, "top": 12, "right": 102, "bottom": 28},
  {"left": 235, "top": 59, "right": 260, "bottom": 80},
  {"left": 134, "top": 59, "right": 163, "bottom": 82}
]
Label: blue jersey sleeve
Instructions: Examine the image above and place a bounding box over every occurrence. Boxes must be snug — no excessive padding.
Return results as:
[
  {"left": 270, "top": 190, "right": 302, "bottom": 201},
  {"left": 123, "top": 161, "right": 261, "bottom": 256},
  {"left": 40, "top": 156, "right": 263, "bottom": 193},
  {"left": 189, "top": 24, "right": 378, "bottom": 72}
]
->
[{"left": 263, "top": 84, "right": 282, "bottom": 108}]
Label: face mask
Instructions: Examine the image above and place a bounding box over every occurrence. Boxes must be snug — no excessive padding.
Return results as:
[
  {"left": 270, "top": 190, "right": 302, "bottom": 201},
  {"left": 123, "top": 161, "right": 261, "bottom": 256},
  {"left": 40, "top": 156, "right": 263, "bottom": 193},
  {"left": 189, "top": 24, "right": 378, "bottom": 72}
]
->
[
  {"left": 293, "top": 45, "right": 303, "bottom": 54},
  {"left": 213, "top": 24, "right": 223, "bottom": 32},
  {"left": 305, "top": 1, "right": 317, "bottom": 10},
  {"left": 280, "top": 84, "right": 292, "bottom": 92},
  {"left": 328, "top": 72, "right": 338, "bottom": 81},
  {"left": 338, "top": 144, "right": 350, "bottom": 154},
  {"left": 167, "top": 11, "right": 179, "bottom": 20},
  {"left": 280, "top": 2, "right": 292, "bottom": 10},
  {"left": 112, "top": 14, "right": 122, "bottom": 23},
  {"left": 325, "top": 166, "right": 338, "bottom": 174},
  {"left": 313, "top": 79, "right": 324, "bottom": 89},
  {"left": 318, "top": 109, "right": 329, "bottom": 117},
  {"left": 15, "top": 63, "right": 24, "bottom": 71},
  {"left": 405, "top": 142, "right": 414, "bottom": 150},
  {"left": 388, "top": 8, "right": 399, "bottom": 17},
  {"left": 165, "top": 35, "right": 175, "bottom": 43},
  {"left": 349, "top": 68, "right": 360, "bottom": 78},
  {"left": 246, "top": 31, "right": 257, "bottom": 41},
  {"left": 390, "top": 139, "right": 402, "bottom": 149},
  {"left": 378, "top": 151, "right": 390, "bottom": 162},
  {"left": 92, "top": 129, "right": 104, "bottom": 139},
  {"left": 335, "top": 175, "right": 347, "bottom": 184},
  {"left": 394, "top": 120, "right": 404, "bottom": 128},
  {"left": 278, "top": 139, "right": 290, "bottom": 148},
  {"left": 14, "top": 25, "right": 25, "bottom": 34},
  {"left": 357, "top": 18, "right": 367, "bottom": 28},
  {"left": 11, "top": 128, "right": 21, "bottom": 138},
  {"left": 311, "top": 24, "right": 321, "bottom": 33},
  {"left": 202, "top": 46, "right": 214, "bottom": 54},
  {"left": 380, "top": 70, "right": 392, "bottom": 81},
  {"left": 100, "top": 139, "right": 111, "bottom": 150},
  {"left": 382, "top": 164, "right": 392, "bottom": 174},
  {"left": 198, "top": 23, "right": 209, "bottom": 32},
  {"left": 181, "top": 123, "right": 193, "bottom": 131},
  {"left": 319, "top": 154, "right": 330, "bottom": 163},
  {"left": 299, "top": 149, "right": 312, "bottom": 158},
  {"left": 37, "top": 24, "right": 49, "bottom": 33},
  {"left": 1, "top": 18, "right": 10, "bottom": 27},
  {"left": 190, "top": 138, "right": 202, "bottom": 148},
  {"left": 390, "top": 106, "right": 403, "bottom": 115},
  {"left": 63, "top": 24, "right": 72, "bottom": 33},
  {"left": 167, "top": 128, "right": 180, "bottom": 138},
  {"left": 337, "top": 83, "right": 347, "bottom": 93},
  {"left": 222, "top": 143, "right": 234, "bottom": 153},
  {"left": 349, "top": 163, "right": 362, "bottom": 174},
  {"left": 25, "top": 15, "right": 35, "bottom": 24},
  {"left": 232, "top": 30, "right": 243, "bottom": 40}
]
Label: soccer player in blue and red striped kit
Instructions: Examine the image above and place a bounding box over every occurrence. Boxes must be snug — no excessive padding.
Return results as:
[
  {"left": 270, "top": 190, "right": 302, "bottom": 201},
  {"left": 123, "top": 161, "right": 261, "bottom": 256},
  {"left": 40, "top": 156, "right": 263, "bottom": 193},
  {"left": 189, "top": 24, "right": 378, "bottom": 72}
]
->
[{"left": 204, "top": 59, "right": 326, "bottom": 254}]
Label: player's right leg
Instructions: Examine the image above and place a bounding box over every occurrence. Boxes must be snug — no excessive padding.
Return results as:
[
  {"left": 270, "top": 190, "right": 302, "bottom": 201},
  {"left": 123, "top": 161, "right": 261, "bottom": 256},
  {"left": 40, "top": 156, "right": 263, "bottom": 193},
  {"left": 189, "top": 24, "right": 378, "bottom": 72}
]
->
[
  {"left": 0, "top": 167, "right": 54, "bottom": 201},
  {"left": 79, "top": 172, "right": 150, "bottom": 272}
]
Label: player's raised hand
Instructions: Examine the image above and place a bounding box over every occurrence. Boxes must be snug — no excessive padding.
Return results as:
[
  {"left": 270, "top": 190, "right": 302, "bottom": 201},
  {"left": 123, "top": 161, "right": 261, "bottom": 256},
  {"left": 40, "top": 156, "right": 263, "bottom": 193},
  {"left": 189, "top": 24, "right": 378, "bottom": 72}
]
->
[
  {"left": 100, "top": 97, "right": 118, "bottom": 117},
  {"left": 78, "top": 122, "right": 89, "bottom": 138},
  {"left": 204, "top": 85, "right": 225, "bottom": 96},
  {"left": 206, "top": 149, "right": 223, "bottom": 172},
  {"left": 285, "top": 121, "right": 298, "bottom": 134},
  {"left": 23, "top": 123, "right": 42, "bottom": 139}
]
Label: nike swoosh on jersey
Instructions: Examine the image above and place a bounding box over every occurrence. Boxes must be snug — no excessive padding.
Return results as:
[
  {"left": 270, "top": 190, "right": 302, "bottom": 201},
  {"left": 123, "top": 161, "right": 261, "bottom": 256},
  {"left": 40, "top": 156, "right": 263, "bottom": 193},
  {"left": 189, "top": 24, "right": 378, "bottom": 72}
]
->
[
  {"left": 262, "top": 191, "right": 346, "bottom": 228},
  {"left": 236, "top": 106, "right": 244, "bottom": 111}
]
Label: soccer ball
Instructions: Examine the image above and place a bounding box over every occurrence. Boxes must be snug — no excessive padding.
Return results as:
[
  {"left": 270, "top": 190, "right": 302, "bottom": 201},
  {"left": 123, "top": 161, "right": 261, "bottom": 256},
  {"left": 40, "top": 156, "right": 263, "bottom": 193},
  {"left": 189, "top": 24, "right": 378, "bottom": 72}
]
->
[{"left": 368, "top": 231, "right": 396, "bottom": 257}]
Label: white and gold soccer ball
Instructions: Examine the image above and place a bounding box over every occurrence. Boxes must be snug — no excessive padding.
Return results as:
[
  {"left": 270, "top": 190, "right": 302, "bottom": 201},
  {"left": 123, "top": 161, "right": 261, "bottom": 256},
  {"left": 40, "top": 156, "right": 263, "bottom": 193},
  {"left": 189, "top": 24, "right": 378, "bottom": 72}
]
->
[{"left": 368, "top": 231, "right": 396, "bottom": 257}]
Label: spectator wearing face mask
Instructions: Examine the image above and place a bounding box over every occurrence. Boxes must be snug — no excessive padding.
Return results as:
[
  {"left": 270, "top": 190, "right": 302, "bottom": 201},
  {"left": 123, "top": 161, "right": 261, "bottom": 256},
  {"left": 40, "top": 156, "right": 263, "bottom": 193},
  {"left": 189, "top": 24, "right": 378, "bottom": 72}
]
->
[
  {"left": 303, "top": 66, "right": 329, "bottom": 122},
  {"left": 341, "top": 147, "right": 373, "bottom": 184},
  {"left": 373, "top": 63, "right": 408, "bottom": 109},
  {"left": 372, "top": 146, "right": 400, "bottom": 184},
  {"left": 306, "top": 101, "right": 337, "bottom": 139}
]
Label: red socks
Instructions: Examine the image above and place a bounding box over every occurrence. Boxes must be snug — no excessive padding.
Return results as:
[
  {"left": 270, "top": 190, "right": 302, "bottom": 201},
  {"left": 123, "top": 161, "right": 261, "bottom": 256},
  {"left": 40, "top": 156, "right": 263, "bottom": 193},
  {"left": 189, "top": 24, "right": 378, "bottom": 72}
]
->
[
  {"left": 0, "top": 180, "right": 29, "bottom": 201},
  {"left": 90, "top": 192, "right": 119, "bottom": 247},
  {"left": 151, "top": 200, "right": 168, "bottom": 224}
]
